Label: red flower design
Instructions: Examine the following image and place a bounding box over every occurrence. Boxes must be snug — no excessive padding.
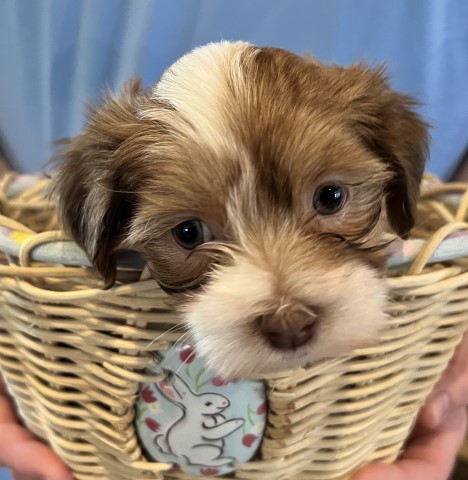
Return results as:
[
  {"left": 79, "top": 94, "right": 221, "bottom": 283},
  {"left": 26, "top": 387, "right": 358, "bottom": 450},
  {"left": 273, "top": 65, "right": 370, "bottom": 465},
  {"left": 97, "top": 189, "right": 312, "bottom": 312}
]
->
[
  {"left": 211, "top": 375, "right": 229, "bottom": 387},
  {"left": 141, "top": 385, "right": 157, "bottom": 403},
  {"left": 144, "top": 418, "right": 161, "bottom": 432},
  {"left": 200, "top": 467, "right": 219, "bottom": 476},
  {"left": 179, "top": 345, "right": 196, "bottom": 363},
  {"left": 242, "top": 433, "right": 258, "bottom": 447},
  {"left": 256, "top": 401, "right": 267, "bottom": 415}
]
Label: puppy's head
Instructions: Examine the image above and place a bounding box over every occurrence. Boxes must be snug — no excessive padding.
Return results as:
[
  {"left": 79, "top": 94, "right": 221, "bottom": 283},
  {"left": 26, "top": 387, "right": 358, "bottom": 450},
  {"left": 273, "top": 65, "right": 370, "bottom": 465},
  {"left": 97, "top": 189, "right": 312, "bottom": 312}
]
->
[{"left": 53, "top": 42, "right": 428, "bottom": 378}]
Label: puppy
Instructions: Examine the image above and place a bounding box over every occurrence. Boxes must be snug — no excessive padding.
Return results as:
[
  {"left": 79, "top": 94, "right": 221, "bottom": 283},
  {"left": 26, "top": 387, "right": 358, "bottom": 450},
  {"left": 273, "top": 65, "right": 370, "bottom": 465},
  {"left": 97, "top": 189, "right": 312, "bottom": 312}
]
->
[{"left": 53, "top": 41, "right": 428, "bottom": 379}]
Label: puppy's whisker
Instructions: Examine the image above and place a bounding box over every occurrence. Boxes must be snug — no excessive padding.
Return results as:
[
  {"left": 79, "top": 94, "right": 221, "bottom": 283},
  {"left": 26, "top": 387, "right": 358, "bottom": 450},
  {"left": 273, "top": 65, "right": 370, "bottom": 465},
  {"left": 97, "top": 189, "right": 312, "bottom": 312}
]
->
[
  {"left": 141, "top": 323, "right": 185, "bottom": 352},
  {"left": 171, "top": 333, "right": 194, "bottom": 377},
  {"left": 168, "top": 331, "right": 190, "bottom": 356},
  {"left": 353, "top": 238, "right": 397, "bottom": 253},
  {"left": 174, "top": 361, "right": 187, "bottom": 378},
  {"left": 93, "top": 178, "right": 141, "bottom": 195},
  {"left": 93, "top": 178, "right": 154, "bottom": 195},
  {"left": 347, "top": 206, "right": 383, "bottom": 241},
  {"left": 317, "top": 223, "right": 392, "bottom": 253},
  {"left": 301, "top": 214, "right": 320, "bottom": 234},
  {"left": 411, "top": 217, "right": 432, "bottom": 233},
  {"left": 317, "top": 232, "right": 348, "bottom": 244},
  {"left": 340, "top": 177, "right": 381, "bottom": 187},
  {"left": 194, "top": 241, "right": 238, "bottom": 262},
  {"left": 307, "top": 211, "right": 320, "bottom": 223},
  {"left": 151, "top": 331, "right": 190, "bottom": 382}
]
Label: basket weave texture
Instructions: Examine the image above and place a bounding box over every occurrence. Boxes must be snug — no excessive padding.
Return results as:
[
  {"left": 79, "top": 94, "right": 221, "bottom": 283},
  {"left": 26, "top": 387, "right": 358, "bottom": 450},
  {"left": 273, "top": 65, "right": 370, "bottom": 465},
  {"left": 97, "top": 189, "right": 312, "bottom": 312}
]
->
[{"left": 0, "top": 173, "right": 467, "bottom": 480}]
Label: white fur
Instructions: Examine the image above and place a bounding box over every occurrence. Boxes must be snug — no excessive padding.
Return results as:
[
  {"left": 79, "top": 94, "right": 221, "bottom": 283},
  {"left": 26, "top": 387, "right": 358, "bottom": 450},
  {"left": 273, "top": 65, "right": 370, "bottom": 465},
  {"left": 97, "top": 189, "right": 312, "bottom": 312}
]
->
[
  {"left": 183, "top": 256, "right": 388, "bottom": 380},
  {"left": 143, "top": 41, "right": 252, "bottom": 157}
]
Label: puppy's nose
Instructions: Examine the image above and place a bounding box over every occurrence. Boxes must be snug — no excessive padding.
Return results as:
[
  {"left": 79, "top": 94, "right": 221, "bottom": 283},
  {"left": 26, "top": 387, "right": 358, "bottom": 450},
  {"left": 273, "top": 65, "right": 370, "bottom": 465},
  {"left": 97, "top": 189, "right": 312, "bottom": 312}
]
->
[{"left": 256, "top": 304, "right": 318, "bottom": 350}]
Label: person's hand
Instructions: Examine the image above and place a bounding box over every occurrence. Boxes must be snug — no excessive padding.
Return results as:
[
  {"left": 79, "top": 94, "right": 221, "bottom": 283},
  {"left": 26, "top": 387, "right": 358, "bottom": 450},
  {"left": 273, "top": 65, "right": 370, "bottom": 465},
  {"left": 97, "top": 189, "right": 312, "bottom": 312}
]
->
[
  {"left": 0, "top": 375, "right": 73, "bottom": 480},
  {"left": 352, "top": 330, "right": 468, "bottom": 480}
]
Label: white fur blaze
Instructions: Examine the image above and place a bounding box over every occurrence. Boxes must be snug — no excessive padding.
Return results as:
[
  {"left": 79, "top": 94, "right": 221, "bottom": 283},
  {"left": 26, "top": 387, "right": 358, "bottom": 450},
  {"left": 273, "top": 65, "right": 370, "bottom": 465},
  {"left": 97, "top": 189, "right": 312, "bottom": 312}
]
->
[{"left": 148, "top": 41, "right": 251, "bottom": 156}]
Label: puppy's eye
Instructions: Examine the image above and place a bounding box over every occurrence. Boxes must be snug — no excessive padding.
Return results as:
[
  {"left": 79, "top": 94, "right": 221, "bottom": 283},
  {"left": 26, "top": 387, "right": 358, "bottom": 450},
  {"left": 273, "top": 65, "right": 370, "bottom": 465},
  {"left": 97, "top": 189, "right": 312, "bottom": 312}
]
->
[
  {"left": 313, "top": 185, "right": 347, "bottom": 215},
  {"left": 205, "top": 401, "right": 213, "bottom": 406},
  {"left": 173, "top": 220, "right": 212, "bottom": 249}
]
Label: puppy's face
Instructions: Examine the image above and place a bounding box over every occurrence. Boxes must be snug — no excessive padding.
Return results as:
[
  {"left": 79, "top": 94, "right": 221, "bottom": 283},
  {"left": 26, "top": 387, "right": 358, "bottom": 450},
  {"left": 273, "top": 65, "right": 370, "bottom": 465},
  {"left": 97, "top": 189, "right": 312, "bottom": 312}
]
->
[{"left": 54, "top": 42, "right": 428, "bottom": 379}]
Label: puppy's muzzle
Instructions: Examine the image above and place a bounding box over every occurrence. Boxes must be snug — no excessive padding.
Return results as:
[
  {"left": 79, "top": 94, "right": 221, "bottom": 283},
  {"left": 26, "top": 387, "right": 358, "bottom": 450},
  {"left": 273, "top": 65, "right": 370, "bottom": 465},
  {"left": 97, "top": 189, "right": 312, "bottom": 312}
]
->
[{"left": 256, "top": 303, "right": 318, "bottom": 350}]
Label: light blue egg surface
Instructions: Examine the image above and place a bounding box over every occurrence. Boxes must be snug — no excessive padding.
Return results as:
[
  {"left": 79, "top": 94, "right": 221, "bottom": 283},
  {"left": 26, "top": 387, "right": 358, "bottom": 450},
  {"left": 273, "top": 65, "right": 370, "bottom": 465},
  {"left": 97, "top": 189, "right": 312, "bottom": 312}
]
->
[{"left": 135, "top": 344, "right": 267, "bottom": 476}]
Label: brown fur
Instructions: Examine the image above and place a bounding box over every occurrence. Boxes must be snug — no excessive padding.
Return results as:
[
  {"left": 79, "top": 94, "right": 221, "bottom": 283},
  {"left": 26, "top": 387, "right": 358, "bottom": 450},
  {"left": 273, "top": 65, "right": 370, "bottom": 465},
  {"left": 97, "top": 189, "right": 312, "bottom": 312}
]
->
[{"left": 52, "top": 42, "right": 429, "bottom": 377}]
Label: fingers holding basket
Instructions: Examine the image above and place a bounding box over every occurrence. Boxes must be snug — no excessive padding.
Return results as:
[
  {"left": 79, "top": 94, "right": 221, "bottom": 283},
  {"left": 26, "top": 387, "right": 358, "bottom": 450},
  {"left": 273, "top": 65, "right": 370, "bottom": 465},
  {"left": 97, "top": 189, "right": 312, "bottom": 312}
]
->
[
  {"left": 0, "top": 376, "right": 73, "bottom": 480},
  {"left": 353, "top": 331, "right": 468, "bottom": 480},
  {"left": 419, "top": 331, "right": 468, "bottom": 430},
  {"left": 351, "top": 406, "right": 467, "bottom": 480}
]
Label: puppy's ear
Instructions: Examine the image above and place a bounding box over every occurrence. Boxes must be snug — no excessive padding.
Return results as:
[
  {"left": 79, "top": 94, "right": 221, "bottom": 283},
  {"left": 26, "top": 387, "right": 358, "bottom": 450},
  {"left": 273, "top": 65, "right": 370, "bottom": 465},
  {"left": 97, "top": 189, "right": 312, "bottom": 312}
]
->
[
  {"left": 341, "top": 65, "right": 429, "bottom": 238},
  {"left": 52, "top": 79, "right": 150, "bottom": 286}
]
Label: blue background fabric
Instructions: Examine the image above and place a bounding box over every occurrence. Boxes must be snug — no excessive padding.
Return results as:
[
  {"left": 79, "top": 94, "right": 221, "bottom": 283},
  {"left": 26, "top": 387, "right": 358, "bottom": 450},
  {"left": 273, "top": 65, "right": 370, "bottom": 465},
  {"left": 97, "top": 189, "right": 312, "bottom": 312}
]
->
[
  {"left": 0, "top": 0, "right": 467, "bottom": 178},
  {"left": 0, "top": 1, "right": 467, "bottom": 478}
]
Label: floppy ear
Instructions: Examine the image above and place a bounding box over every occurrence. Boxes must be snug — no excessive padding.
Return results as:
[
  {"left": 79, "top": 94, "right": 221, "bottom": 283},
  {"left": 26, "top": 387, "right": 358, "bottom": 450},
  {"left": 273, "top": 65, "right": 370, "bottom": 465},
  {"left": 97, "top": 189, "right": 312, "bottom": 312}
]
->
[
  {"left": 52, "top": 79, "right": 152, "bottom": 286},
  {"left": 341, "top": 65, "right": 430, "bottom": 238}
]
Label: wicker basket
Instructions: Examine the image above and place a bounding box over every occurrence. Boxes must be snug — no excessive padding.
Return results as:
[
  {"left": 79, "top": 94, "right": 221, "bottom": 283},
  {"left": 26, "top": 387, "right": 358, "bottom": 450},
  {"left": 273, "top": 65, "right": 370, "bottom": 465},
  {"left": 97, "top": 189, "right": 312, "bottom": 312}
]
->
[{"left": 0, "top": 172, "right": 467, "bottom": 480}]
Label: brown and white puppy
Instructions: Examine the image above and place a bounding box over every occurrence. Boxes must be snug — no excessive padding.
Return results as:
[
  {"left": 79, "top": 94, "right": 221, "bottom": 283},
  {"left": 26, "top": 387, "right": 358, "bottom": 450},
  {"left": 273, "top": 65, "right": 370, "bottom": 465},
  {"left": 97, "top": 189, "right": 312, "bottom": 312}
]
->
[{"left": 53, "top": 41, "right": 428, "bottom": 379}]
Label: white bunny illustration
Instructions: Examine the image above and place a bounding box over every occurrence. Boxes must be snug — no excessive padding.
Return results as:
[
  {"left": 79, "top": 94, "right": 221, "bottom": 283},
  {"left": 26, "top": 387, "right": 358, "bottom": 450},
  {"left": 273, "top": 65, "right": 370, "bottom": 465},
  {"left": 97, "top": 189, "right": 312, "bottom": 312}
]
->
[{"left": 154, "top": 371, "right": 244, "bottom": 467}]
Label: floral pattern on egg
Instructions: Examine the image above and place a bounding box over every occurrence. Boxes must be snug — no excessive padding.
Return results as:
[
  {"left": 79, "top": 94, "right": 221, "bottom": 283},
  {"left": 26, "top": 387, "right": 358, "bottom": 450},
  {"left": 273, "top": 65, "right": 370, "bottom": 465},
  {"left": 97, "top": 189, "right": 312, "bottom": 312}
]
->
[{"left": 135, "top": 344, "right": 267, "bottom": 476}]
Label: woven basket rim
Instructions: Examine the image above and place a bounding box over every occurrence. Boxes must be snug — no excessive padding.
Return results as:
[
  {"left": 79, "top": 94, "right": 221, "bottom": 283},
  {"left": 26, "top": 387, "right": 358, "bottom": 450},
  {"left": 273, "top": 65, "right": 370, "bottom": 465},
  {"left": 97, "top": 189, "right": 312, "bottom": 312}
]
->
[{"left": 1, "top": 173, "right": 468, "bottom": 270}]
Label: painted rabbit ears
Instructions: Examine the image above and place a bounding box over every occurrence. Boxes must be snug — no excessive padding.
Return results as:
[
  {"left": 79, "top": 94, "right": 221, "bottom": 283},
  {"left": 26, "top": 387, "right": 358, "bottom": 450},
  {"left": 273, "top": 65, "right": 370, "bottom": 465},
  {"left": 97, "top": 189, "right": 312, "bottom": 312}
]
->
[{"left": 157, "top": 371, "right": 192, "bottom": 404}]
